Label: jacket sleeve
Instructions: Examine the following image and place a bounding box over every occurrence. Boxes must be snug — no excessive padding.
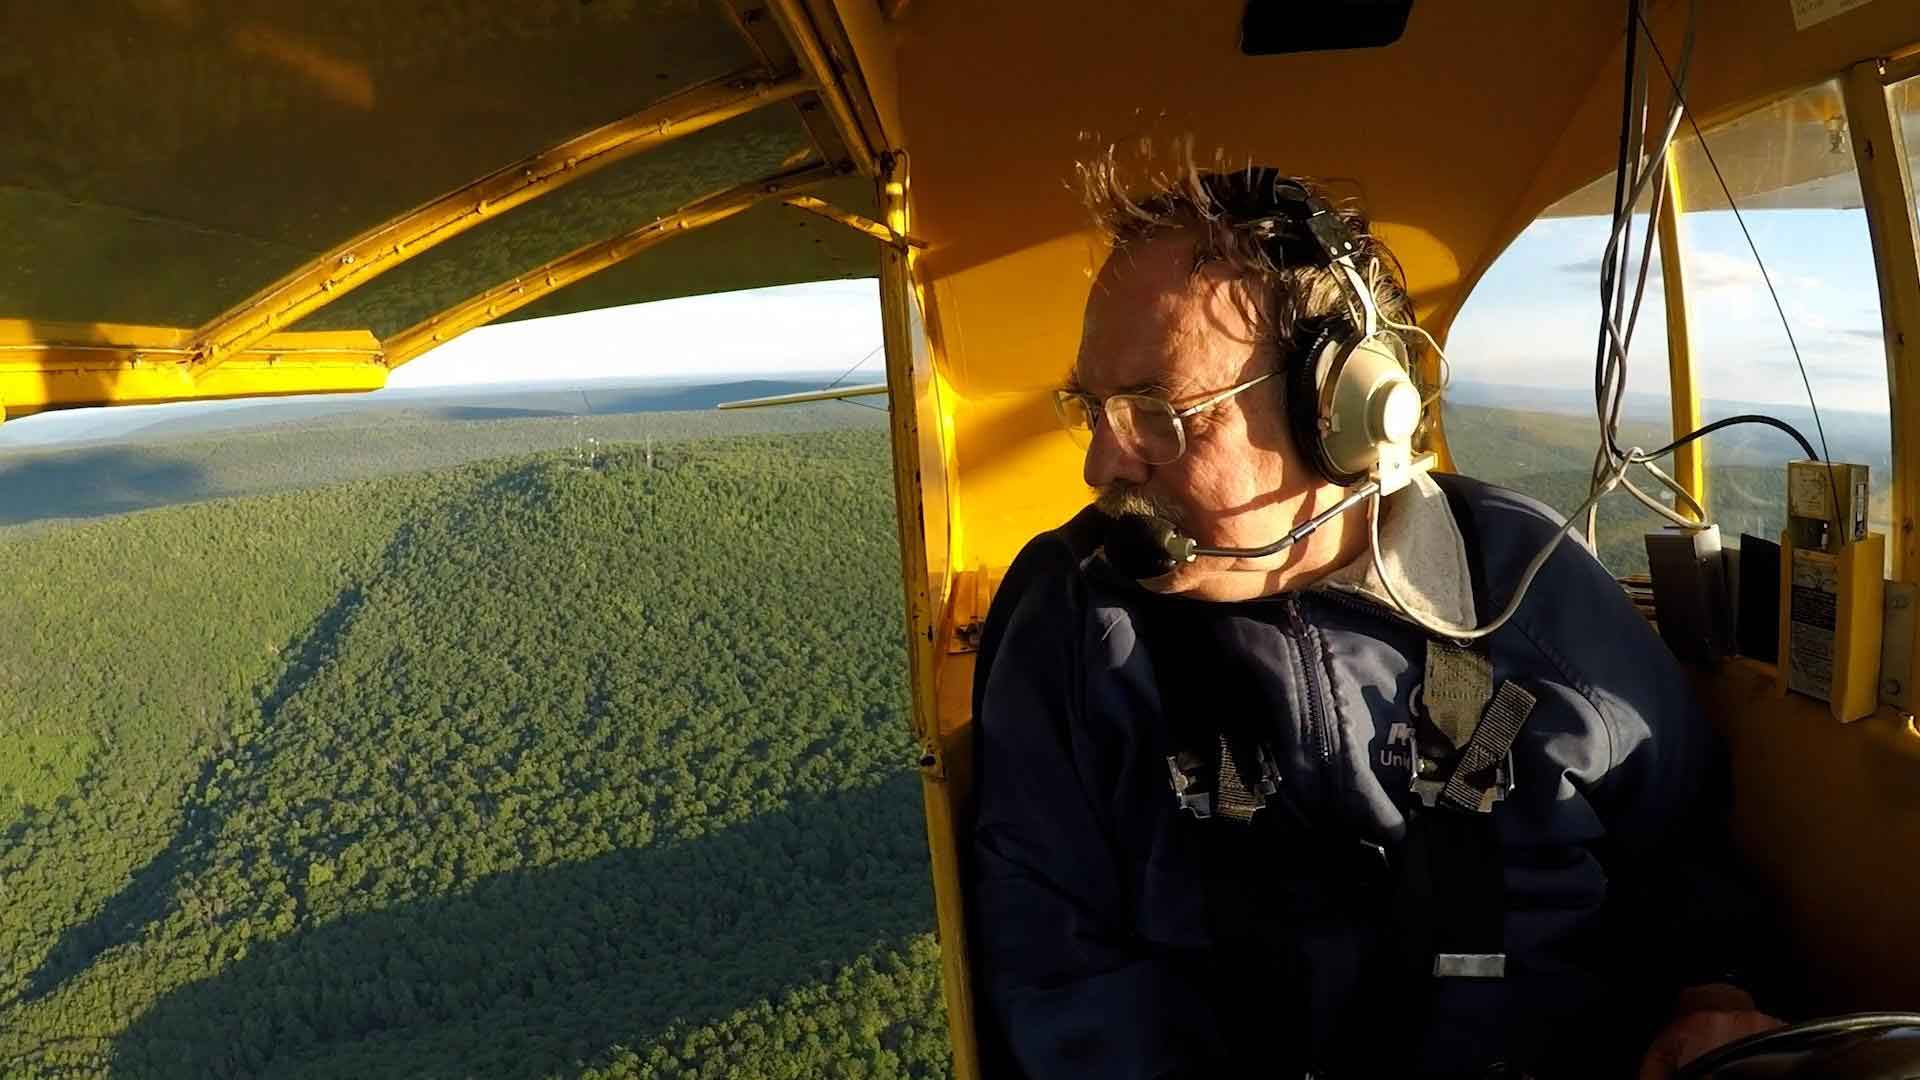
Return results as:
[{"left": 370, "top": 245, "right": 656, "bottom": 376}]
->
[
  {"left": 969, "top": 567, "right": 1226, "bottom": 1079},
  {"left": 1543, "top": 542, "right": 1772, "bottom": 1008}
]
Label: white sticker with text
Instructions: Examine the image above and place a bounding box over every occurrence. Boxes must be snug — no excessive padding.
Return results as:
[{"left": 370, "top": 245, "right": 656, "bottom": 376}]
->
[{"left": 1792, "top": 0, "right": 1875, "bottom": 31}]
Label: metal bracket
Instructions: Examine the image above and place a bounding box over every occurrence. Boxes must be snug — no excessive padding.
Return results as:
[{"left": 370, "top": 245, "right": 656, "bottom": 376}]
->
[
  {"left": 952, "top": 619, "right": 985, "bottom": 653},
  {"left": 782, "top": 194, "right": 925, "bottom": 248},
  {"left": 1166, "top": 752, "right": 1213, "bottom": 819},
  {"left": 1882, "top": 582, "right": 1915, "bottom": 710}
]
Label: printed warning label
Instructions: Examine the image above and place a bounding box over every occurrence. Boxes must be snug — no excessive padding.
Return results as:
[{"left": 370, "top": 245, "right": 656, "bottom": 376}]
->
[
  {"left": 1787, "top": 550, "right": 1839, "bottom": 699},
  {"left": 1792, "top": 0, "right": 1874, "bottom": 31}
]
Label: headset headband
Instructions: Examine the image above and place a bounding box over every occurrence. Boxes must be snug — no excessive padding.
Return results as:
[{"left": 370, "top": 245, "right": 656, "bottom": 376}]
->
[{"left": 1257, "top": 182, "right": 1378, "bottom": 338}]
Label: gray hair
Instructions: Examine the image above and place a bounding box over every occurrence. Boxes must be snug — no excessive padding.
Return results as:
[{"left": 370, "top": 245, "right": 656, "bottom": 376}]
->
[{"left": 1076, "top": 145, "right": 1424, "bottom": 397}]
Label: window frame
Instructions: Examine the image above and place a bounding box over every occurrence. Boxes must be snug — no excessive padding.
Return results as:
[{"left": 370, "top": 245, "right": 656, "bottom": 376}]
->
[{"left": 1834, "top": 56, "right": 1920, "bottom": 581}]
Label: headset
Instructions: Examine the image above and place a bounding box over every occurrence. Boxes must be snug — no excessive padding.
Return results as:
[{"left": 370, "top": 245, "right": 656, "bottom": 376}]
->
[
  {"left": 1103, "top": 177, "right": 1427, "bottom": 579},
  {"left": 1270, "top": 183, "right": 1425, "bottom": 490},
  {"left": 1108, "top": 175, "right": 1617, "bottom": 643}
]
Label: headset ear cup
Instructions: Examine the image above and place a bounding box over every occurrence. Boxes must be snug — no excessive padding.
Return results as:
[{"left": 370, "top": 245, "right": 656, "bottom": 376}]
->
[{"left": 1286, "top": 323, "right": 1368, "bottom": 487}]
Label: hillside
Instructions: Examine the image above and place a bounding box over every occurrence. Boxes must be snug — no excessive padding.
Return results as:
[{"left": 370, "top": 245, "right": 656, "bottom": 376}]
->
[
  {"left": 0, "top": 398, "right": 886, "bottom": 529},
  {"left": 0, "top": 428, "right": 946, "bottom": 1080}
]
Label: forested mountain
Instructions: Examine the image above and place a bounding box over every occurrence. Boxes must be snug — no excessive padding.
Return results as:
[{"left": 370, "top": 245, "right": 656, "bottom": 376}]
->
[{"left": 0, "top": 428, "right": 944, "bottom": 1079}]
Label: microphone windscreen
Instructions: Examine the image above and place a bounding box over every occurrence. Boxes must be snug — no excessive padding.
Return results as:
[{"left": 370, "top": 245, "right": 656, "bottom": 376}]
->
[{"left": 1103, "top": 514, "right": 1179, "bottom": 579}]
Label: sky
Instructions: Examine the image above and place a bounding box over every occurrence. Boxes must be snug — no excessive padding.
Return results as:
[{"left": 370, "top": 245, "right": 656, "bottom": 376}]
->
[
  {"left": 1449, "top": 206, "right": 1891, "bottom": 416},
  {"left": 384, "top": 278, "right": 884, "bottom": 389}
]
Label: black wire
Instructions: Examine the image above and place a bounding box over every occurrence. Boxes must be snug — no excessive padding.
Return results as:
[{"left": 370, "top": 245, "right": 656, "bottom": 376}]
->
[
  {"left": 1607, "top": 162, "right": 1668, "bottom": 455},
  {"left": 838, "top": 397, "right": 888, "bottom": 412},
  {"left": 1594, "top": 0, "right": 1642, "bottom": 463},
  {"left": 1644, "top": 412, "right": 1819, "bottom": 463},
  {"left": 1610, "top": 24, "right": 1648, "bottom": 439},
  {"left": 1638, "top": 17, "right": 1842, "bottom": 525}
]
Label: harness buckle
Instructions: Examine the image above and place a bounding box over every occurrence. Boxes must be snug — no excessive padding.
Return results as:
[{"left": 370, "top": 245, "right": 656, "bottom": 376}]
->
[
  {"left": 1166, "top": 751, "right": 1213, "bottom": 819},
  {"left": 1411, "top": 749, "right": 1515, "bottom": 811},
  {"left": 1167, "top": 738, "right": 1284, "bottom": 822}
]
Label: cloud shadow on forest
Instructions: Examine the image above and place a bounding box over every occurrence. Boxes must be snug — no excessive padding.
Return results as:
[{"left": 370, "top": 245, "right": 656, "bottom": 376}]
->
[{"left": 111, "top": 773, "right": 931, "bottom": 1080}]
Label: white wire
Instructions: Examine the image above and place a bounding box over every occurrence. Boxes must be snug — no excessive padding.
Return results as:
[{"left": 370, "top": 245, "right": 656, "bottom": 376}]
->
[
  {"left": 1621, "top": 470, "right": 1705, "bottom": 527},
  {"left": 1367, "top": 258, "right": 1452, "bottom": 400},
  {"left": 1367, "top": 448, "right": 1642, "bottom": 642}
]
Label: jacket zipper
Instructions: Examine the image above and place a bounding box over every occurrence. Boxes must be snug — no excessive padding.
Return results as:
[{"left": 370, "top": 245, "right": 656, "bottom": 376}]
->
[{"left": 1285, "top": 596, "right": 1333, "bottom": 764}]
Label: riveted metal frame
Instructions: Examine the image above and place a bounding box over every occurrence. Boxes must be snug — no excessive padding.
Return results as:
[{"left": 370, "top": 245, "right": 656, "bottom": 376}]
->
[
  {"left": 189, "top": 71, "right": 813, "bottom": 376},
  {"left": 875, "top": 149, "right": 982, "bottom": 1080},
  {"left": 381, "top": 163, "right": 839, "bottom": 368},
  {"left": 0, "top": 321, "right": 385, "bottom": 418},
  {"left": 1841, "top": 59, "right": 1920, "bottom": 581},
  {"left": 782, "top": 194, "right": 922, "bottom": 246},
  {"left": 765, "top": 0, "right": 880, "bottom": 176},
  {"left": 718, "top": 0, "right": 858, "bottom": 172}
]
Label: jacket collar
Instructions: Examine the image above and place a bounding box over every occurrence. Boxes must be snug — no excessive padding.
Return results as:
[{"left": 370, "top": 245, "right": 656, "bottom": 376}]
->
[{"left": 1314, "top": 471, "right": 1476, "bottom": 629}]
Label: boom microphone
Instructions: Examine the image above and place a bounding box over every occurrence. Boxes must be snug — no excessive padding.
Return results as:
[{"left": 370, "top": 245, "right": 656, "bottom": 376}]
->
[{"left": 1102, "top": 483, "right": 1378, "bottom": 580}]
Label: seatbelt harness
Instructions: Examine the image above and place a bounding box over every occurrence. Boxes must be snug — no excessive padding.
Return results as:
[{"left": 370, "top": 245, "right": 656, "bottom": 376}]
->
[{"left": 1403, "top": 638, "right": 1537, "bottom": 979}]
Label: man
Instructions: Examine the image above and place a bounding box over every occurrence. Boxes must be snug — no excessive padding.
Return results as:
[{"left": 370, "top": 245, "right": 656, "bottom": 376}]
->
[{"left": 968, "top": 167, "right": 1778, "bottom": 1079}]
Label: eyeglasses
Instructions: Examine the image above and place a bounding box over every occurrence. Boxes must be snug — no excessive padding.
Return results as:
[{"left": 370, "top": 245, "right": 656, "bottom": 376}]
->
[{"left": 1052, "top": 372, "right": 1276, "bottom": 465}]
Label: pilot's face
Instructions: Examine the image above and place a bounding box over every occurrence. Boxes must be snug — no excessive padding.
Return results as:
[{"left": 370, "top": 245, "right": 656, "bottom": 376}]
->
[{"left": 1073, "top": 233, "right": 1361, "bottom": 601}]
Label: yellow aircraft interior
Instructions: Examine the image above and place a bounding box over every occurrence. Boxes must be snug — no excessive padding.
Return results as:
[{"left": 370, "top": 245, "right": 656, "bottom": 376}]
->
[{"left": 6, "top": 1, "right": 1920, "bottom": 1075}]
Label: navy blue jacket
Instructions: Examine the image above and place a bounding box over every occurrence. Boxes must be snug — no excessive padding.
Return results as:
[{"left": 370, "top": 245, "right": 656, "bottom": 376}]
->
[{"left": 969, "top": 474, "right": 1757, "bottom": 1079}]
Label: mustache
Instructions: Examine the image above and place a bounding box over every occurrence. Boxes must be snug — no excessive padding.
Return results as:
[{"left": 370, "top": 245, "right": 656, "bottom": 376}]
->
[{"left": 1094, "top": 484, "right": 1185, "bottom": 524}]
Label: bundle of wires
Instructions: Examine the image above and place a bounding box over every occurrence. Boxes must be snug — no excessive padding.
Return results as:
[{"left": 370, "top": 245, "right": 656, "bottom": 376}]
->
[
  {"left": 1586, "top": 0, "right": 1833, "bottom": 541},
  {"left": 1362, "top": 0, "right": 1834, "bottom": 642}
]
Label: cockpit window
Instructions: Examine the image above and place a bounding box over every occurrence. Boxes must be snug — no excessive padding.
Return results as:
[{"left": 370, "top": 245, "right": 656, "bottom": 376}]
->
[
  {"left": 1669, "top": 78, "right": 1891, "bottom": 565},
  {"left": 1441, "top": 198, "right": 1672, "bottom": 576},
  {"left": 1445, "top": 76, "right": 1899, "bottom": 577}
]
